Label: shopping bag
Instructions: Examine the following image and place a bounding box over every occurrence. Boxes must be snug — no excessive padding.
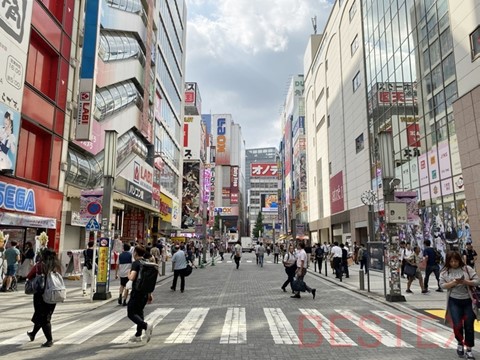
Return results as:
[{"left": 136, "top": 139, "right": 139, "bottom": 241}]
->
[
  {"left": 292, "top": 278, "right": 306, "bottom": 292},
  {"left": 404, "top": 263, "right": 417, "bottom": 277}
]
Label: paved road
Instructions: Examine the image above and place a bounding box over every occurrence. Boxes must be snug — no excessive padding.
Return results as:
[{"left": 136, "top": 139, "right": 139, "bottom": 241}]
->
[{"left": 0, "top": 253, "right": 471, "bottom": 360}]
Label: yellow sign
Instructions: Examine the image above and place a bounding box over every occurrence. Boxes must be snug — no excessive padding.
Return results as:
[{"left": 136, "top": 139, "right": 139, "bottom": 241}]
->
[
  {"left": 97, "top": 246, "right": 108, "bottom": 283},
  {"left": 160, "top": 193, "right": 173, "bottom": 222}
]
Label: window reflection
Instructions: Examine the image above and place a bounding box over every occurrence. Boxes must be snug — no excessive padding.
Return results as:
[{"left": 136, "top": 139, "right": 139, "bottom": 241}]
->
[
  {"left": 95, "top": 80, "right": 140, "bottom": 121},
  {"left": 99, "top": 31, "right": 145, "bottom": 65}
]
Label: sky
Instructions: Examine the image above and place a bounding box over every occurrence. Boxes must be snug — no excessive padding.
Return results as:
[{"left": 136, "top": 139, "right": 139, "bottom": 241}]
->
[{"left": 185, "top": 0, "right": 334, "bottom": 149}]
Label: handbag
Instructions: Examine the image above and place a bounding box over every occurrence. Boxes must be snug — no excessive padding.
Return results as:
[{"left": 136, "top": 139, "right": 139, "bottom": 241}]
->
[
  {"left": 404, "top": 262, "right": 417, "bottom": 277},
  {"left": 184, "top": 265, "right": 193, "bottom": 277},
  {"left": 292, "top": 277, "right": 307, "bottom": 292},
  {"left": 24, "top": 273, "right": 45, "bottom": 295}
]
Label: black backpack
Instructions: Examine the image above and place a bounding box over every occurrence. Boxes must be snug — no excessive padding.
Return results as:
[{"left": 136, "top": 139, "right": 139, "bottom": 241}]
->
[
  {"left": 83, "top": 249, "right": 93, "bottom": 270},
  {"left": 135, "top": 260, "right": 159, "bottom": 293}
]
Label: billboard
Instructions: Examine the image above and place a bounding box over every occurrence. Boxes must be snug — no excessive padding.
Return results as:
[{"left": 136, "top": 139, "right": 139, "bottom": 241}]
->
[
  {"left": 182, "top": 162, "right": 201, "bottom": 229},
  {"left": 330, "top": 171, "right": 344, "bottom": 214},
  {"left": 183, "top": 115, "right": 202, "bottom": 160},
  {"left": 184, "top": 82, "right": 201, "bottom": 114},
  {"left": 214, "top": 115, "right": 230, "bottom": 165},
  {"left": 261, "top": 194, "right": 279, "bottom": 213},
  {"left": 230, "top": 166, "right": 239, "bottom": 204},
  {"left": 0, "top": 0, "right": 33, "bottom": 173},
  {"left": 159, "top": 193, "right": 172, "bottom": 223},
  {"left": 250, "top": 163, "right": 278, "bottom": 177},
  {"left": 214, "top": 207, "right": 239, "bottom": 216},
  {"left": 284, "top": 117, "right": 292, "bottom": 176},
  {"left": 75, "top": 0, "right": 101, "bottom": 140}
]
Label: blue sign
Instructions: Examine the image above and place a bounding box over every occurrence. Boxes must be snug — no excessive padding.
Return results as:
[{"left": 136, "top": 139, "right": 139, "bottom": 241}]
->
[
  {"left": 0, "top": 181, "right": 35, "bottom": 213},
  {"left": 85, "top": 217, "right": 100, "bottom": 231}
]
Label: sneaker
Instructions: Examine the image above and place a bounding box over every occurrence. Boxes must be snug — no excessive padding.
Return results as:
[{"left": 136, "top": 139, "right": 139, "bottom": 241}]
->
[
  {"left": 281, "top": 287, "right": 286, "bottom": 292},
  {"left": 41, "top": 340, "right": 53, "bottom": 347},
  {"left": 290, "top": 294, "right": 301, "bottom": 299},
  {"left": 123, "top": 300, "right": 127, "bottom": 306},
  {"left": 145, "top": 323, "right": 153, "bottom": 343},
  {"left": 312, "top": 289, "right": 316, "bottom": 300},
  {"left": 465, "top": 350, "right": 475, "bottom": 360},
  {"left": 421, "top": 289, "right": 429, "bottom": 294},
  {"left": 406, "top": 289, "right": 413, "bottom": 294},
  {"left": 436, "top": 288, "right": 444, "bottom": 292},
  {"left": 457, "top": 345, "right": 465, "bottom": 357},
  {"left": 129, "top": 335, "right": 142, "bottom": 343},
  {"left": 27, "top": 331, "right": 35, "bottom": 342}
]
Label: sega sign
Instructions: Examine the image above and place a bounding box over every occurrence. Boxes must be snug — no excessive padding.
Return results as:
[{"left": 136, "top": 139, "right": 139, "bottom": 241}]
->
[{"left": 0, "top": 182, "right": 36, "bottom": 213}]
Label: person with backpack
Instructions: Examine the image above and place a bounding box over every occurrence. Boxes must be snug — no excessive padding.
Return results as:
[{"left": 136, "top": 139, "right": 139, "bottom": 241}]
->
[
  {"left": 234, "top": 240, "right": 242, "bottom": 269},
  {"left": 463, "top": 240, "right": 477, "bottom": 270},
  {"left": 26, "top": 248, "right": 62, "bottom": 347},
  {"left": 170, "top": 244, "right": 189, "bottom": 292},
  {"left": 358, "top": 243, "right": 368, "bottom": 274},
  {"left": 127, "top": 245, "right": 156, "bottom": 343},
  {"left": 423, "top": 239, "right": 444, "bottom": 293},
  {"left": 82, "top": 241, "right": 95, "bottom": 296},
  {"left": 281, "top": 244, "right": 297, "bottom": 292}
]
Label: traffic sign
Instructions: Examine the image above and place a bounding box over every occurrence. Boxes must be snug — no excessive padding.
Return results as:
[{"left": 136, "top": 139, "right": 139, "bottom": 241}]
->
[
  {"left": 87, "top": 201, "right": 102, "bottom": 215},
  {"left": 86, "top": 217, "right": 101, "bottom": 231}
]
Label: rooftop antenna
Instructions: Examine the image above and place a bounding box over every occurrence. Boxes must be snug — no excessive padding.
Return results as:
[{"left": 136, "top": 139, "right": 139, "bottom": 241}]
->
[{"left": 311, "top": 16, "right": 317, "bottom": 34}]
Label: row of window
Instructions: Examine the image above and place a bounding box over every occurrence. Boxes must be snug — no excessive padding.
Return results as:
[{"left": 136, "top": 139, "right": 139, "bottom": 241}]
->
[
  {"left": 159, "top": 0, "right": 183, "bottom": 66},
  {"left": 99, "top": 31, "right": 145, "bottom": 64},
  {"left": 95, "top": 80, "right": 140, "bottom": 121}
]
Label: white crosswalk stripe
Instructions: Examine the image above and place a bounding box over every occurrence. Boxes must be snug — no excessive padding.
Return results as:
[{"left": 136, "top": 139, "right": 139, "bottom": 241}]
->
[
  {"left": 165, "top": 307, "right": 209, "bottom": 344},
  {"left": 0, "top": 320, "right": 78, "bottom": 345},
  {"left": 371, "top": 310, "right": 456, "bottom": 349},
  {"left": 110, "top": 307, "right": 174, "bottom": 344},
  {"left": 220, "top": 307, "right": 247, "bottom": 344},
  {"left": 57, "top": 309, "right": 126, "bottom": 344},
  {"left": 264, "top": 308, "right": 301, "bottom": 345},
  {"left": 300, "top": 308, "right": 357, "bottom": 346},
  {"left": 336, "top": 309, "right": 413, "bottom": 348}
]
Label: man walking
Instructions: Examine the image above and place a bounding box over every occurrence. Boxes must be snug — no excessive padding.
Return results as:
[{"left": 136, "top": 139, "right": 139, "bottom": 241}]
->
[
  {"left": 423, "top": 239, "right": 443, "bottom": 292},
  {"left": 82, "top": 241, "right": 95, "bottom": 296},
  {"left": 1, "top": 240, "right": 20, "bottom": 292},
  {"left": 291, "top": 242, "right": 316, "bottom": 299},
  {"left": 314, "top": 244, "right": 325, "bottom": 274},
  {"left": 273, "top": 243, "right": 280, "bottom": 264},
  {"left": 115, "top": 243, "right": 133, "bottom": 306},
  {"left": 330, "top": 242, "right": 343, "bottom": 281},
  {"left": 171, "top": 245, "right": 188, "bottom": 293},
  {"left": 234, "top": 240, "right": 242, "bottom": 269},
  {"left": 257, "top": 243, "right": 266, "bottom": 267}
]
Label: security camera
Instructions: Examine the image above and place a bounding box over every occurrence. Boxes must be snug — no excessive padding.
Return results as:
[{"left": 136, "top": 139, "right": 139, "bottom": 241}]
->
[{"left": 389, "top": 178, "right": 401, "bottom": 188}]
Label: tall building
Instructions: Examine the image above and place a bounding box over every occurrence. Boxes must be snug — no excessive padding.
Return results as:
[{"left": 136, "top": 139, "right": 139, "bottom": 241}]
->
[
  {"left": 0, "top": 1, "right": 74, "bottom": 251},
  {"left": 61, "top": 0, "right": 186, "bottom": 249},
  {"left": 245, "top": 147, "right": 279, "bottom": 238}
]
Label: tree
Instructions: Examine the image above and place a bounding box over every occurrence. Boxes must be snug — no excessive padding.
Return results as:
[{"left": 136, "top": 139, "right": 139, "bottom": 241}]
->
[
  {"left": 252, "top": 211, "right": 264, "bottom": 238},
  {"left": 214, "top": 213, "right": 221, "bottom": 232}
]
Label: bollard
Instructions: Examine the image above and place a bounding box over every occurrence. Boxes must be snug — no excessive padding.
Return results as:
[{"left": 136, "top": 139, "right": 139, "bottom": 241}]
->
[
  {"left": 359, "top": 269, "right": 365, "bottom": 290},
  {"left": 211, "top": 256, "right": 215, "bottom": 266},
  {"left": 161, "top": 261, "right": 166, "bottom": 276}
]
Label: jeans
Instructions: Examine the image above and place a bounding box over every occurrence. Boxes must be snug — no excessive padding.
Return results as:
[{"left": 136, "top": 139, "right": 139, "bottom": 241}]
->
[
  {"left": 316, "top": 257, "right": 324, "bottom": 273},
  {"left": 234, "top": 256, "right": 241, "bottom": 269},
  {"left": 424, "top": 264, "right": 440, "bottom": 289},
  {"left": 274, "top": 254, "right": 279, "bottom": 263},
  {"left": 258, "top": 255, "right": 264, "bottom": 267},
  {"left": 127, "top": 291, "right": 148, "bottom": 336},
  {"left": 448, "top": 297, "right": 476, "bottom": 348},
  {"left": 282, "top": 265, "right": 296, "bottom": 291},
  {"left": 360, "top": 258, "right": 368, "bottom": 274},
  {"left": 172, "top": 269, "right": 185, "bottom": 291}
]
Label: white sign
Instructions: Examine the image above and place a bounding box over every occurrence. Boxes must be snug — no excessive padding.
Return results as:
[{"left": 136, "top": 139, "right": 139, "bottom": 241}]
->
[{"left": 119, "top": 156, "right": 153, "bottom": 193}]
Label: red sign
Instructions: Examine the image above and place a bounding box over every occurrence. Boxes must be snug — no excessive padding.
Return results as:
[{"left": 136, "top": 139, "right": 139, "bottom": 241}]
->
[
  {"left": 185, "top": 91, "right": 195, "bottom": 103},
  {"left": 230, "top": 192, "right": 239, "bottom": 204},
  {"left": 330, "top": 171, "right": 344, "bottom": 214},
  {"left": 184, "top": 123, "right": 189, "bottom": 147},
  {"left": 407, "top": 123, "right": 421, "bottom": 147},
  {"left": 250, "top": 163, "right": 278, "bottom": 177}
]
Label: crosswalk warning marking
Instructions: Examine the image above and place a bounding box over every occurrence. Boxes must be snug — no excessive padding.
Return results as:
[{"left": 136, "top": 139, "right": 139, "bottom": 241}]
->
[
  {"left": 110, "top": 308, "right": 174, "bottom": 344},
  {"left": 246, "top": 260, "right": 253, "bottom": 263},
  {"left": 165, "top": 307, "right": 209, "bottom": 344},
  {"left": 372, "top": 310, "right": 456, "bottom": 349},
  {"left": 57, "top": 309, "right": 126, "bottom": 344},
  {"left": 220, "top": 307, "right": 247, "bottom": 344},
  {"left": 0, "top": 320, "right": 78, "bottom": 345},
  {"left": 300, "top": 308, "right": 357, "bottom": 346},
  {"left": 264, "top": 308, "right": 301, "bottom": 345},
  {"left": 336, "top": 310, "right": 413, "bottom": 348}
]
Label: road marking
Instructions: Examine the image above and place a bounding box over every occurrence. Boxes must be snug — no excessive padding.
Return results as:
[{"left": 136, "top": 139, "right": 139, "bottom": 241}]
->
[
  {"left": 300, "top": 308, "right": 357, "bottom": 346},
  {"left": 57, "top": 309, "right": 126, "bottom": 344},
  {"left": 336, "top": 310, "right": 413, "bottom": 348},
  {"left": 264, "top": 308, "right": 301, "bottom": 345},
  {"left": 246, "top": 260, "right": 253, "bottom": 263},
  {"left": 165, "top": 308, "right": 209, "bottom": 343},
  {"left": 110, "top": 307, "right": 174, "bottom": 343},
  {"left": 220, "top": 307, "right": 247, "bottom": 344},
  {"left": 1, "top": 320, "right": 78, "bottom": 345},
  {"left": 372, "top": 310, "right": 456, "bottom": 349}
]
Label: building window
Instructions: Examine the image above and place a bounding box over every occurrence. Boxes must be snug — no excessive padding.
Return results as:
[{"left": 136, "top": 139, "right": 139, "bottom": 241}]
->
[
  {"left": 349, "top": 0, "right": 357, "bottom": 22},
  {"left": 355, "top": 133, "right": 364, "bottom": 153},
  {"left": 470, "top": 25, "right": 480, "bottom": 61},
  {"left": 352, "top": 71, "right": 361, "bottom": 92},
  {"left": 351, "top": 35, "right": 359, "bottom": 56}
]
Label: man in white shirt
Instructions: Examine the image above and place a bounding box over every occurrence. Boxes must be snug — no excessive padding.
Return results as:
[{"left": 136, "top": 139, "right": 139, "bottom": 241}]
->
[
  {"left": 291, "top": 242, "right": 316, "bottom": 299},
  {"left": 400, "top": 242, "right": 412, "bottom": 278},
  {"left": 330, "top": 241, "right": 343, "bottom": 281}
]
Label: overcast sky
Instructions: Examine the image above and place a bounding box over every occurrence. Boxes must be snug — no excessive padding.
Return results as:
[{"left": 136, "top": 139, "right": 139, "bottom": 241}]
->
[{"left": 185, "top": 0, "right": 334, "bottom": 150}]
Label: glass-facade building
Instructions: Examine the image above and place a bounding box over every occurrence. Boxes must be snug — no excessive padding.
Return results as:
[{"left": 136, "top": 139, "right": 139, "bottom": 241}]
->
[{"left": 364, "top": 0, "right": 466, "bottom": 253}]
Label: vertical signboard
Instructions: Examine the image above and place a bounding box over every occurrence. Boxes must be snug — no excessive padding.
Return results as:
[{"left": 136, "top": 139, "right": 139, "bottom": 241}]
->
[
  {"left": 183, "top": 115, "right": 201, "bottom": 160},
  {"left": 75, "top": 0, "right": 101, "bottom": 140},
  {"left": 0, "top": 0, "right": 33, "bottom": 173},
  {"left": 284, "top": 117, "right": 292, "bottom": 176},
  {"left": 214, "top": 115, "right": 230, "bottom": 165},
  {"left": 230, "top": 166, "right": 239, "bottom": 204},
  {"left": 330, "top": 171, "right": 344, "bottom": 214},
  {"left": 182, "top": 162, "right": 201, "bottom": 229}
]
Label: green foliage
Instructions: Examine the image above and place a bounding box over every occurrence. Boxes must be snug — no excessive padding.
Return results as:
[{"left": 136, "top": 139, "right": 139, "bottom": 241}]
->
[
  {"left": 214, "top": 213, "right": 221, "bottom": 231},
  {"left": 252, "top": 212, "right": 264, "bottom": 238}
]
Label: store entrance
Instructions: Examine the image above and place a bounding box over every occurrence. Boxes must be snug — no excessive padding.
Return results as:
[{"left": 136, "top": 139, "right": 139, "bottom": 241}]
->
[{"left": 1, "top": 227, "right": 42, "bottom": 254}]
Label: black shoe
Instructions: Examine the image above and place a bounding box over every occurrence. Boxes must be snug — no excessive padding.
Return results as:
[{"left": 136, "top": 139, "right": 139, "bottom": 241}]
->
[
  {"left": 118, "top": 296, "right": 122, "bottom": 305},
  {"left": 41, "top": 341, "right": 53, "bottom": 347},
  {"left": 312, "top": 289, "right": 316, "bottom": 299},
  {"left": 181, "top": 289, "right": 184, "bottom": 293},
  {"left": 436, "top": 288, "right": 444, "bottom": 292},
  {"left": 27, "top": 331, "right": 35, "bottom": 341},
  {"left": 406, "top": 289, "right": 413, "bottom": 294},
  {"left": 123, "top": 300, "right": 127, "bottom": 306},
  {"left": 457, "top": 345, "right": 464, "bottom": 357},
  {"left": 170, "top": 287, "right": 175, "bottom": 291},
  {"left": 291, "top": 294, "right": 301, "bottom": 298},
  {"left": 281, "top": 287, "right": 286, "bottom": 292},
  {"left": 345, "top": 276, "right": 349, "bottom": 278}
]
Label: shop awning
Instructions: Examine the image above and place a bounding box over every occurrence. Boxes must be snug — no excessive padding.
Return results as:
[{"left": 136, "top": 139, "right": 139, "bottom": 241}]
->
[
  {"left": 0, "top": 212, "right": 56, "bottom": 229},
  {"left": 113, "top": 192, "right": 160, "bottom": 214}
]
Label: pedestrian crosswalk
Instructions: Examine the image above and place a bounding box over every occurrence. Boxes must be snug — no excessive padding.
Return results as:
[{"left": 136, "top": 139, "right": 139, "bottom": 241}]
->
[{"left": 0, "top": 307, "right": 455, "bottom": 348}]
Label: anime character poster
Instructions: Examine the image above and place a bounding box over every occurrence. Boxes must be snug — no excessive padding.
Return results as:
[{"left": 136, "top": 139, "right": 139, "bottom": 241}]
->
[
  {"left": 0, "top": 105, "right": 18, "bottom": 171},
  {"left": 182, "top": 162, "right": 201, "bottom": 229}
]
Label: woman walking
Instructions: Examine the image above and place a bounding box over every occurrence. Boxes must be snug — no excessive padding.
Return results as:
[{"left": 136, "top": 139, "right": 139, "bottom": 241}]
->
[
  {"left": 440, "top": 251, "right": 480, "bottom": 360},
  {"left": 26, "top": 248, "right": 62, "bottom": 347},
  {"left": 405, "top": 246, "right": 427, "bottom": 294}
]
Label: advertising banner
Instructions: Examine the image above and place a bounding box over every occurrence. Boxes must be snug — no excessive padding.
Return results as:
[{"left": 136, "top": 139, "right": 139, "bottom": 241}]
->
[
  {"left": 202, "top": 168, "right": 211, "bottom": 203},
  {"left": 250, "top": 163, "right": 278, "bottom": 177},
  {"left": 214, "top": 115, "right": 231, "bottom": 165},
  {"left": 230, "top": 166, "right": 239, "bottom": 204},
  {"left": 0, "top": 0, "right": 33, "bottom": 173},
  {"left": 183, "top": 115, "right": 202, "bottom": 160},
  {"left": 284, "top": 118, "right": 292, "bottom": 176},
  {"left": 159, "top": 193, "right": 172, "bottom": 223},
  {"left": 171, "top": 199, "right": 181, "bottom": 229},
  {"left": 261, "top": 194, "right": 279, "bottom": 213},
  {"left": 182, "top": 162, "right": 201, "bottom": 229},
  {"left": 96, "top": 237, "right": 110, "bottom": 284},
  {"left": 330, "top": 171, "right": 344, "bottom": 214},
  {"left": 119, "top": 156, "right": 154, "bottom": 193},
  {"left": 438, "top": 141, "right": 452, "bottom": 179},
  {"left": 214, "top": 207, "right": 239, "bottom": 216}
]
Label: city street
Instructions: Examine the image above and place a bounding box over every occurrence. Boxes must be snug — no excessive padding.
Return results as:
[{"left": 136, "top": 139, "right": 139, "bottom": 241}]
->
[{"left": 0, "top": 252, "right": 470, "bottom": 360}]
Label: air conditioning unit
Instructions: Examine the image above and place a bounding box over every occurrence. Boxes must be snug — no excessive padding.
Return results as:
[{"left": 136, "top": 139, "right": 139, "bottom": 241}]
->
[{"left": 385, "top": 202, "right": 407, "bottom": 224}]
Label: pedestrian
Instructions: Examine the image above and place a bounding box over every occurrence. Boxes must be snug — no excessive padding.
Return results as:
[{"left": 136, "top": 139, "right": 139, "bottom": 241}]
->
[
  {"left": 400, "top": 242, "right": 412, "bottom": 278},
  {"left": 330, "top": 241, "right": 343, "bottom": 281},
  {"left": 266, "top": 245, "right": 271, "bottom": 256},
  {"left": 463, "top": 240, "right": 478, "bottom": 270},
  {"left": 127, "top": 245, "right": 154, "bottom": 343},
  {"left": 254, "top": 242, "right": 260, "bottom": 264},
  {"left": 234, "top": 240, "right": 242, "bottom": 269},
  {"left": 26, "top": 248, "right": 61, "bottom": 347},
  {"left": 81, "top": 241, "right": 95, "bottom": 296},
  {"left": 423, "top": 239, "right": 443, "bottom": 292},
  {"left": 353, "top": 241, "right": 359, "bottom": 264},
  {"left": 405, "top": 246, "right": 427, "bottom": 294},
  {"left": 18, "top": 241, "right": 35, "bottom": 280},
  {"left": 273, "top": 243, "right": 280, "bottom": 264},
  {"left": 115, "top": 243, "right": 133, "bottom": 306},
  {"left": 358, "top": 243, "right": 368, "bottom": 274},
  {"left": 1, "top": 240, "right": 20, "bottom": 292},
  {"left": 150, "top": 243, "right": 161, "bottom": 265},
  {"left": 218, "top": 242, "right": 225, "bottom": 261},
  {"left": 440, "top": 251, "right": 479, "bottom": 360},
  {"left": 170, "top": 245, "right": 189, "bottom": 292},
  {"left": 257, "top": 243, "right": 266, "bottom": 267},
  {"left": 340, "top": 243, "right": 349, "bottom": 278},
  {"left": 291, "top": 242, "right": 316, "bottom": 299},
  {"left": 314, "top": 244, "right": 325, "bottom": 274},
  {"left": 281, "top": 244, "right": 297, "bottom": 292}
]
